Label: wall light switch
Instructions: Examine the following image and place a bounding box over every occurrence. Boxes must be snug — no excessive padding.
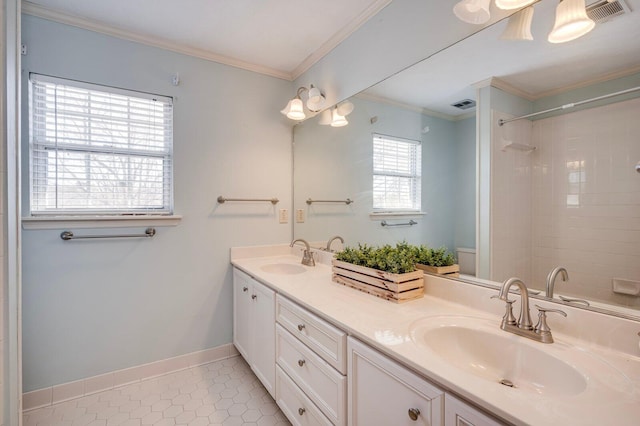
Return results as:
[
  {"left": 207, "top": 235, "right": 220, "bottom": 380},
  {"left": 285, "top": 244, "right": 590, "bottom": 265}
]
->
[
  {"left": 296, "top": 209, "right": 305, "bottom": 223},
  {"left": 279, "top": 209, "right": 289, "bottom": 224}
]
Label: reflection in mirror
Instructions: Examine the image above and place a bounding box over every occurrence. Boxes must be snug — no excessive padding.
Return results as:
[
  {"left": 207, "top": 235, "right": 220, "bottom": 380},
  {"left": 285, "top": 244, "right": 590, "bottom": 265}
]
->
[{"left": 293, "top": 0, "right": 640, "bottom": 318}]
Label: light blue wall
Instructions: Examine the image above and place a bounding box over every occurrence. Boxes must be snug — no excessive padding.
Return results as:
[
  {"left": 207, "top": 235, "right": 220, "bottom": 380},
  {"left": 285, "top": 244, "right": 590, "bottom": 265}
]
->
[
  {"left": 21, "top": 16, "right": 293, "bottom": 392},
  {"left": 293, "top": 96, "right": 464, "bottom": 253},
  {"left": 453, "top": 116, "right": 476, "bottom": 250}
]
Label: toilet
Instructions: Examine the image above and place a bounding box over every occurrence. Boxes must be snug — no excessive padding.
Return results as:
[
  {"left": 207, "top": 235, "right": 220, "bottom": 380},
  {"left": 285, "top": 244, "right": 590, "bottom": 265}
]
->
[{"left": 456, "top": 247, "right": 476, "bottom": 276}]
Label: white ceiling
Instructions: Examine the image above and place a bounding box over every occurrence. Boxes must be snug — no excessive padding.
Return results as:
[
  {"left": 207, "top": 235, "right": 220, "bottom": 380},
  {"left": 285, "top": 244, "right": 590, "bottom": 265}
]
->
[
  {"left": 23, "top": 0, "right": 390, "bottom": 80},
  {"left": 22, "top": 0, "right": 640, "bottom": 115},
  {"left": 364, "top": 0, "right": 640, "bottom": 117}
]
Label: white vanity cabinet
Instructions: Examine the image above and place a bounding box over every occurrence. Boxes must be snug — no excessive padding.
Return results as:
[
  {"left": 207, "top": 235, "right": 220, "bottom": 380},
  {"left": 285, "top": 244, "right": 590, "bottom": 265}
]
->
[
  {"left": 232, "top": 268, "right": 276, "bottom": 397},
  {"left": 444, "top": 394, "right": 505, "bottom": 426},
  {"left": 348, "top": 337, "right": 444, "bottom": 426},
  {"left": 275, "top": 295, "right": 347, "bottom": 425}
]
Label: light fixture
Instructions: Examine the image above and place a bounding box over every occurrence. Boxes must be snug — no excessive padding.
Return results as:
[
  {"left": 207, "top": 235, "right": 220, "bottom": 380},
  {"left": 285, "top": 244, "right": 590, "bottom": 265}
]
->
[
  {"left": 453, "top": 0, "right": 596, "bottom": 44},
  {"left": 330, "top": 107, "right": 348, "bottom": 127},
  {"left": 318, "top": 100, "right": 355, "bottom": 127},
  {"left": 548, "top": 0, "right": 595, "bottom": 43},
  {"left": 280, "top": 85, "right": 326, "bottom": 121},
  {"left": 453, "top": 0, "right": 491, "bottom": 24},
  {"left": 336, "top": 100, "right": 355, "bottom": 117},
  {"left": 318, "top": 109, "right": 332, "bottom": 125},
  {"left": 495, "top": 0, "right": 536, "bottom": 10},
  {"left": 500, "top": 6, "right": 534, "bottom": 40}
]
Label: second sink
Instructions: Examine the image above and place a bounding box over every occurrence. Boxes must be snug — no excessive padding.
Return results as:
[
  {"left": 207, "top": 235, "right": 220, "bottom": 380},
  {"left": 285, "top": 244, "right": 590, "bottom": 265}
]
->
[
  {"left": 260, "top": 263, "right": 307, "bottom": 275},
  {"left": 408, "top": 316, "right": 629, "bottom": 397}
]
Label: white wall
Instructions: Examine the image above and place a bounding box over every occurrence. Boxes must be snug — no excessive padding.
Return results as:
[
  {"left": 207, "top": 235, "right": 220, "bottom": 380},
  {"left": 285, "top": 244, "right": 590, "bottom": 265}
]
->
[
  {"left": 294, "top": 0, "right": 513, "bottom": 108},
  {"left": 491, "top": 112, "right": 533, "bottom": 284},
  {"left": 20, "top": 15, "right": 293, "bottom": 392}
]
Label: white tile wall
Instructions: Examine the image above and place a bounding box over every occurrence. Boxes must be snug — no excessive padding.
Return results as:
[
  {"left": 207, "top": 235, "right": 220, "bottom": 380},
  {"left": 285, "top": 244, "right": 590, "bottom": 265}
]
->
[
  {"left": 491, "top": 99, "right": 640, "bottom": 307},
  {"left": 530, "top": 97, "right": 640, "bottom": 307}
]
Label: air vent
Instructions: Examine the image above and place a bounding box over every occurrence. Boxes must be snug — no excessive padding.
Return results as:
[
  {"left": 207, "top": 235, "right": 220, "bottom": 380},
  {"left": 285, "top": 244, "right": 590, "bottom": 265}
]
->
[
  {"left": 586, "top": 0, "right": 629, "bottom": 24},
  {"left": 451, "top": 99, "right": 476, "bottom": 110}
]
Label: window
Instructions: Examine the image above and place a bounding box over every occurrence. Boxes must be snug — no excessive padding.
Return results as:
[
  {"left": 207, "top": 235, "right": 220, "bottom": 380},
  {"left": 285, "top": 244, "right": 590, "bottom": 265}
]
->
[
  {"left": 29, "top": 74, "right": 173, "bottom": 215},
  {"left": 372, "top": 134, "right": 422, "bottom": 212}
]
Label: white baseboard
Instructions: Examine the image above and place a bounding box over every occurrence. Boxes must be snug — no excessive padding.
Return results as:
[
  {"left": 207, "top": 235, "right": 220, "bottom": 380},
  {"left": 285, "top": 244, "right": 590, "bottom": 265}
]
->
[{"left": 23, "top": 343, "right": 241, "bottom": 412}]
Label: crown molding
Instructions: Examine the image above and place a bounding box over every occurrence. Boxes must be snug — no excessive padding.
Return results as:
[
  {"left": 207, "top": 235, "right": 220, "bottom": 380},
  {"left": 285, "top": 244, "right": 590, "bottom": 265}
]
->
[
  {"left": 488, "top": 77, "right": 537, "bottom": 101},
  {"left": 533, "top": 64, "right": 640, "bottom": 99},
  {"left": 476, "top": 67, "right": 640, "bottom": 102},
  {"left": 22, "top": 1, "right": 293, "bottom": 81},
  {"left": 291, "top": 0, "right": 392, "bottom": 81}
]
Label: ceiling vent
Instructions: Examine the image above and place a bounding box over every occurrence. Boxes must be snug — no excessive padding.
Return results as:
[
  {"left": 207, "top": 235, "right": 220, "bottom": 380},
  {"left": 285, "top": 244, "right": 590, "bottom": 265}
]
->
[
  {"left": 451, "top": 99, "right": 476, "bottom": 110},
  {"left": 586, "top": 0, "right": 629, "bottom": 24}
]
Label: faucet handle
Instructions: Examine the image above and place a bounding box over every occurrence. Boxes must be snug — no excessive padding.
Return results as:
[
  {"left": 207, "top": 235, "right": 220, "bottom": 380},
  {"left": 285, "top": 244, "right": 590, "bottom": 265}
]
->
[
  {"left": 534, "top": 304, "right": 567, "bottom": 334},
  {"left": 492, "top": 295, "right": 517, "bottom": 326}
]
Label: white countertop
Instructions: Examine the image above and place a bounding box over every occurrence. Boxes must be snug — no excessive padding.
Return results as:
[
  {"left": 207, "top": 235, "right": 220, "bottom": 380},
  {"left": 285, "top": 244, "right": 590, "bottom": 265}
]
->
[{"left": 231, "top": 250, "right": 640, "bottom": 426}]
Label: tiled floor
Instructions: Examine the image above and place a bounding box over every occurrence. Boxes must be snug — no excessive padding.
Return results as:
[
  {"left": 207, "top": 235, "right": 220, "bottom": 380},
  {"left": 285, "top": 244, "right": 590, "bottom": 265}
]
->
[{"left": 24, "top": 356, "right": 291, "bottom": 426}]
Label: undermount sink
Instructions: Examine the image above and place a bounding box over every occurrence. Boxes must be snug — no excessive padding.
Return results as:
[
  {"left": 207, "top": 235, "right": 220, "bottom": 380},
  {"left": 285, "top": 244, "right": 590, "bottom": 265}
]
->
[
  {"left": 409, "top": 316, "right": 628, "bottom": 397},
  {"left": 260, "top": 263, "right": 307, "bottom": 275}
]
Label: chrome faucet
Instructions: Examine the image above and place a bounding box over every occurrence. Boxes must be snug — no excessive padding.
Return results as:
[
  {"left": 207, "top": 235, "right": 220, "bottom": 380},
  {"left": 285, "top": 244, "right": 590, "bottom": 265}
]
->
[
  {"left": 546, "top": 266, "right": 568, "bottom": 298},
  {"left": 290, "top": 239, "right": 315, "bottom": 267},
  {"left": 546, "top": 267, "right": 590, "bottom": 306},
  {"left": 499, "top": 277, "right": 533, "bottom": 330},
  {"left": 496, "top": 277, "right": 566, "bottom": 343},
  {"left": 325, "top": 235, "right": 344, "bottom": 252}
]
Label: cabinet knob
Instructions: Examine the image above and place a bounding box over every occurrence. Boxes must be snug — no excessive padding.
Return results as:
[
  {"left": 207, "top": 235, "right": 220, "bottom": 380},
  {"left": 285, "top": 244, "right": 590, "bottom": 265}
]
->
[
  {"left": 298, "top": 408, "right": 306, "bottom": 416},
  {"left": 297, "top": 324, "right": 305, "bottom": 331},
  {"left": 298, "top": 359, "right": 305, "bottom": 367},
  {"left": 242, "top": 286, "right": 248, "bottom": 292},
  {"left": 408, "top": 408, "right": 420, "bottom": 421},
  {"left": 251, "top": 294, "right": 257, "bottom": 300}
]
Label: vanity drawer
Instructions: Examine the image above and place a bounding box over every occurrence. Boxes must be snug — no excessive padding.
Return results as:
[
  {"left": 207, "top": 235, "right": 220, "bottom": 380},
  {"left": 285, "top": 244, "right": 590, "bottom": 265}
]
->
[
  {"left": 276, "top": 295, "right": 347, "bottom": 374},
  {"left": 276, "top": 324, "right": 347, "bottom": 425},
  {"left": 276, "top": 365, "right": 333, "bottom": 426}
]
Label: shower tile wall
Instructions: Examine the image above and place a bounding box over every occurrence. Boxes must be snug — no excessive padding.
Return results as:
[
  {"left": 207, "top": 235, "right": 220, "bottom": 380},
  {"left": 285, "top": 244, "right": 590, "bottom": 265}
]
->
[{"left": 531, "top": 97, "right": 640, "bottom": 307}]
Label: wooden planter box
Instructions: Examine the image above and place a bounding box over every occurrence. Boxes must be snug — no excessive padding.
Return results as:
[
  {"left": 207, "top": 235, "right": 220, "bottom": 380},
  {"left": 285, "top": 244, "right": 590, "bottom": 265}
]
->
[
  {"left": 332, "top": 259, "right": 424, "bottom": 303},
  {"left": 416, "top": 263, "right": 460, "bottom": 278}
]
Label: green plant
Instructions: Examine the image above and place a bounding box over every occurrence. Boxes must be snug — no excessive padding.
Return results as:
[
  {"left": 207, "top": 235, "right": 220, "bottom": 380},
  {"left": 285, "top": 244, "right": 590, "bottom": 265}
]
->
[
  {"left": 413, "top": 245, "right": 456, "bottom": 267},
  {"left": 335, "top": 242, "right": 417, "bottom": 274}
]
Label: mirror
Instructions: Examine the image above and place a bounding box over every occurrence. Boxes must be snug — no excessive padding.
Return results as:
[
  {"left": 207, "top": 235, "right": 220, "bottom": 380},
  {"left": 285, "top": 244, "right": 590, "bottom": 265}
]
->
[{"left": 293, "top": 0, "right": 640, "bottom": 318}]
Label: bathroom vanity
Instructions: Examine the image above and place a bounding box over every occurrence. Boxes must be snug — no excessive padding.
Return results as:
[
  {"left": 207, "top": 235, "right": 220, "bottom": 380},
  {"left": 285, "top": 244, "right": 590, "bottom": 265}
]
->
[{"left": 231, "top": 245, "right": 640, "bottom": 426}]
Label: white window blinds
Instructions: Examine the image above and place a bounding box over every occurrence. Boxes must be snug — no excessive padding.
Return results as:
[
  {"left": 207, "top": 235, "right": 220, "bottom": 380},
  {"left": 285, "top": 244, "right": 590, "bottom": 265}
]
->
[
  {"left": 372, "top": 134, "right": 422, "bottom": 211},
  {"left": 29, "top": 74, "right": 174, "bottom": 215}
]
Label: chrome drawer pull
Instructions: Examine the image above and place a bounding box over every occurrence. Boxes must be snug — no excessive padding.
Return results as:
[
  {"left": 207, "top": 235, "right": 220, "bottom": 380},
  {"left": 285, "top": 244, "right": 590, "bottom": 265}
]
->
[
  {"left": 298, "top": 408, "right": 306, "bottom": 416},
  {"left": 298, "top": 359, "right": 305, "bottom": 367},
  {"left": 408, "top": 408, "right": 420, "bottom": 421},
  {"left": 297, "top": 324, "right": 305, "bottom": 331}
]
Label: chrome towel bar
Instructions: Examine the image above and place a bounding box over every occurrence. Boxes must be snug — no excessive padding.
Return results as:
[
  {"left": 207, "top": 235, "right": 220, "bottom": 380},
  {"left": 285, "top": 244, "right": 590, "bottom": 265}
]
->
[
  {"left": 60, "top": 227, "right": 156, "bottom": 241},
  {"left": 381, "top": 220, "right": 417, "bottom": 227},
  {"left": 217, "top": 196, "right": 279, "bottom": 205},
  {"left": 306, "top": 198, "right": 353, "bottom": 205}
]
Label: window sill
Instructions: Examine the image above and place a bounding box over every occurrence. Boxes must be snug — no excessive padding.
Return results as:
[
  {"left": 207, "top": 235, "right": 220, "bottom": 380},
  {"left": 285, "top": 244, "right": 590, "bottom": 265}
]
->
[
  {"left": 22, "top": 215, "right": 183, "bottom": 230},
  {"left": 369, "top": 212, "right": 426, "bottom": 220}
]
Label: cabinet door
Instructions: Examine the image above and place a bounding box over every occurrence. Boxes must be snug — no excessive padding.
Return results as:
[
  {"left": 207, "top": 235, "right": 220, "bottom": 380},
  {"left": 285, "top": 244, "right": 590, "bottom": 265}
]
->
[
  {"left": 251, "top": 279, "right": 276, "bottom": 398},
  {"left": 445, "top": 394, "right": 505, "bottom": 426},
  {"left": 233, "top": 268, "right": 252, "bottom": 362},
  {"left": 348, "top": 337, "right": 444, "bottom": 426}
]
